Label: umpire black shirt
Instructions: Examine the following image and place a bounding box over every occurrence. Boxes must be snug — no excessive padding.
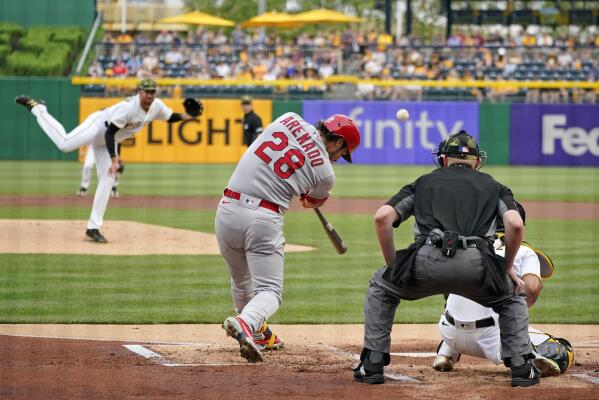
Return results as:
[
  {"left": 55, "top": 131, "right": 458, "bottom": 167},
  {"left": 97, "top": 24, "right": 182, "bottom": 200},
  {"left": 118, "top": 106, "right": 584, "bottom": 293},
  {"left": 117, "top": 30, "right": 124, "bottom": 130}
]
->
[
  {"left": 242, "top": 111, "right": 263, "bottom": 146},
  {"left": 386, "top": 165, "right": 519, "bottom": 238}
]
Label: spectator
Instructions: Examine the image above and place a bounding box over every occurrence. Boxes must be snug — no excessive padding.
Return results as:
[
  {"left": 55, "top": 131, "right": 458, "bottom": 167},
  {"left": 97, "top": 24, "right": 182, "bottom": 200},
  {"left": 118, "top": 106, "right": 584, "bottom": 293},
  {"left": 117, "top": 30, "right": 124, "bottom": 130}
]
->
[
  {"left": 116, "top": 31, "right": 133, "bottom": 44},
  {"left": 142, "top": 51, "right": 159, "bottom": 72},
  {"left": 88, "top": 61, "right": 104, "bottom": 77},
  {"left": 164, "top": 47, "right": 184, "bottom": 65},
  {"left": 102, "top": 32, "right": 115, "bottom": 43},
  {"left": 155, "top": 30, "right": 172, "bottom": 44},
  {"left": 112, "top": 59, "right": 129, "bottom": 77}
]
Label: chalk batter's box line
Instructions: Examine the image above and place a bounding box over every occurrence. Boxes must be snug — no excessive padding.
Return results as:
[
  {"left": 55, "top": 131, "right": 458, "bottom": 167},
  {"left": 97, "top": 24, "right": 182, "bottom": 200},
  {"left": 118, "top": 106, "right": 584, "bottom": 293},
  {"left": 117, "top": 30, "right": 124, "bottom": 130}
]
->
[{"left": 123, "top": 344, "right": 253, "bottom": 367}]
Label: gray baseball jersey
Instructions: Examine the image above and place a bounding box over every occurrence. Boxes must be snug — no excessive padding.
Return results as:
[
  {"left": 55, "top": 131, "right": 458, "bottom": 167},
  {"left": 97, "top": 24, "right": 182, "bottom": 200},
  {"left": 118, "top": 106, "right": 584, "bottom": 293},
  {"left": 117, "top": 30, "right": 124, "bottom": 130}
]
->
[{"left": 227, "top": 112, "right": 335, "bottom": 212}]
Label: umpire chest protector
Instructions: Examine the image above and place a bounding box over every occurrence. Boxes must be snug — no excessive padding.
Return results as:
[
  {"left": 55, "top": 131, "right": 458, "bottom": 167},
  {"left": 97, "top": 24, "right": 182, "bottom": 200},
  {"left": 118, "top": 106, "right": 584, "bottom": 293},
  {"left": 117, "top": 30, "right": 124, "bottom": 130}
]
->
[
  {"left": 414, "top": 166, "right": 504, "bottom": 238},
  {"left": 382, "top": 165, "right": 516, "bottom": 295}
]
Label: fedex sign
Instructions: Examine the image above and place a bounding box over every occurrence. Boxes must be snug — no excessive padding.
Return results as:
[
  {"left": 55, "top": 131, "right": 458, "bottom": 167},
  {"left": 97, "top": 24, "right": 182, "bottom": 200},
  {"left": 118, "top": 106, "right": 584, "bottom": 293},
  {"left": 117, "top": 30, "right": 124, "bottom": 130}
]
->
[
  {"left": 542, "top": 115, "right": 599, "bottom": 156},
  {"left": 510, "top": 105, "right": 599, "bottom": 166}
]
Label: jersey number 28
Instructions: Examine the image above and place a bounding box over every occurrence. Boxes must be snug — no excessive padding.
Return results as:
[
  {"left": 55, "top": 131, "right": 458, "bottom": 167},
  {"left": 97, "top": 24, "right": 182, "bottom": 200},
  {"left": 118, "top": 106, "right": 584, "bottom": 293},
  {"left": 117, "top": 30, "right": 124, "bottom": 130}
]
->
[{"left": 254, "top": 132, "right": 305, "bottom": 179}]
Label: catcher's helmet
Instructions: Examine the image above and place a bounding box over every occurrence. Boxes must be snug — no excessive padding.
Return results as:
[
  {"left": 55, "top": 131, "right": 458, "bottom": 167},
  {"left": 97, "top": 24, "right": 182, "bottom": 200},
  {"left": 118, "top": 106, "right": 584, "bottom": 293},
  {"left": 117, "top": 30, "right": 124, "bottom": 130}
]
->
[
  {"left": 433, "top": 130, "right": 487, "bottom": 167},
  {"left": 534, "top": 336, "right": 574, "bottom": 373},
  {"left": 320, "top": 114, "right": 361, "bottom": 163}
]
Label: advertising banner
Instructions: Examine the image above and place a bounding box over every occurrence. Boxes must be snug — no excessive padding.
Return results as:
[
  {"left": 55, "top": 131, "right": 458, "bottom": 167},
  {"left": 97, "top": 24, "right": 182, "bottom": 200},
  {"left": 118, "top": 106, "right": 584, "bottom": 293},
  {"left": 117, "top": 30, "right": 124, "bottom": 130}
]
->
[
  {"left": 302, "top": 101, "right": 479, "bottom": 164},
  {"left": 79, "top": 98, "right": 272, "bottom": 163},
  {"left": 510, "top": 104, "right": 599, "bottom": 166}
]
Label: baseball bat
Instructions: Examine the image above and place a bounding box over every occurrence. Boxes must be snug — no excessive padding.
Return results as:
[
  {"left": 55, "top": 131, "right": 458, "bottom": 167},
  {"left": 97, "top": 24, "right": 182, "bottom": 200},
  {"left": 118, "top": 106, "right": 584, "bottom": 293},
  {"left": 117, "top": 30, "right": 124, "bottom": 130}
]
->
[{"left": 314, "top": 208, "right": 347, "bottom": 254}]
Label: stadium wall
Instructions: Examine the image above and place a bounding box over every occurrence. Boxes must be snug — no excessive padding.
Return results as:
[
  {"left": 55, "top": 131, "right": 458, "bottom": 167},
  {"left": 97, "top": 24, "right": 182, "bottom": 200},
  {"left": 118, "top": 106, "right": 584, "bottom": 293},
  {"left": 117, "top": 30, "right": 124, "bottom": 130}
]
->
[
  {"left": 1, "top": 77, "right": 79, "bottom": 160},
  {"left": 2, "top": 94, "right": 597, "bottom": 166},
  {"left": 0, "top": 0, "right": 94, "bottom": 27}
]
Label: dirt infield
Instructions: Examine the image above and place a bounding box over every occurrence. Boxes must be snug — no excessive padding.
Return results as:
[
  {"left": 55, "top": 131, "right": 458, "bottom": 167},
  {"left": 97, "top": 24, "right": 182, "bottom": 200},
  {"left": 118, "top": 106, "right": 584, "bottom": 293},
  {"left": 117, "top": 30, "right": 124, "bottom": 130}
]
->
[
  {"left": 0, "top": 324, "right": 598, "bottom": 399},
  {"left": 0, "top": 219, "right": 313, "bottom": 255},
  {"left": 1, "top": 195, "right": 598, "bottom": 220}
]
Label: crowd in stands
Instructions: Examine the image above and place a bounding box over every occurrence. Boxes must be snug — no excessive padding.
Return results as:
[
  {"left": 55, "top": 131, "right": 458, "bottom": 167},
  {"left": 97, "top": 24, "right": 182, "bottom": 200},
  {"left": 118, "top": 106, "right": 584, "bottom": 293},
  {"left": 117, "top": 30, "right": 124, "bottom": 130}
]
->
[{"left": 89, "top": 26, "right": 599, "bottom": 103}]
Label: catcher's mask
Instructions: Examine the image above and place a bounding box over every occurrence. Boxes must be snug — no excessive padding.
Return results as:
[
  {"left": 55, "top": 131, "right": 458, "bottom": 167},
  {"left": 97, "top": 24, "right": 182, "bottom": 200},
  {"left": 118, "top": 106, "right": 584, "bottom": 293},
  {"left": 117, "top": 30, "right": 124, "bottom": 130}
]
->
[{"left": 432, "top": 130, "right": 487, "bottom": 168}]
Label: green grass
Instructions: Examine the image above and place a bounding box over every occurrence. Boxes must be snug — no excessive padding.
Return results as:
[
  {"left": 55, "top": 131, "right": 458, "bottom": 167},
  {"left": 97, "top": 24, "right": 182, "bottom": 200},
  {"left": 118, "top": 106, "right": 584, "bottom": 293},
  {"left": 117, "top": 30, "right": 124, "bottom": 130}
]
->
[
  {"left": 0, "top": 161, "right": 598, "bottom": 324},
  {"left": 1, "top": 161, "right": 598, "bottom": 201}
]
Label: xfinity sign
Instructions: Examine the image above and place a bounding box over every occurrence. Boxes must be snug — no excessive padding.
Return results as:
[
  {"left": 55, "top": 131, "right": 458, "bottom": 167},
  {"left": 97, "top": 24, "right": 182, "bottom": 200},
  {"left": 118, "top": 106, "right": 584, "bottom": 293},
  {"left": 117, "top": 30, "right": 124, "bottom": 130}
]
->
[
  {"left": 348, "top": 107, "right": 464, "bottom": 150},
  {"left": 302, "top": 101, "right": 479, "bottom": 164},
  {"left": 543, "top": 115, "right": 599, "bottom": 156}
]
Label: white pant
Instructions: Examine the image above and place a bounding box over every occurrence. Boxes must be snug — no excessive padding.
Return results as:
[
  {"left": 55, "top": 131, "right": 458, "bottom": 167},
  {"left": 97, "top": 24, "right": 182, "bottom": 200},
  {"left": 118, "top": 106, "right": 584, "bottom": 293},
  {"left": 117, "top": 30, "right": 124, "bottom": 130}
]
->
[
  {"left": 438, "top": 313, "right": 502, "bottom": 365},
  {"left": 80, "top": 145, "right": 120, "bottom": 190},
  {"left": 31, "top": 105, "right": 115, "bottom": 229}
]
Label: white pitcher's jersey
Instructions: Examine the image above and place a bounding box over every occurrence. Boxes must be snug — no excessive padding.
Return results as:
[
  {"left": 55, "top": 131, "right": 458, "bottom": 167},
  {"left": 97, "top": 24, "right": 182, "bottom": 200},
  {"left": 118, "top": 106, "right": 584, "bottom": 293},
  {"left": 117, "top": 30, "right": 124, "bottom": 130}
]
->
[
  {"left": 227, "top": 112, "right": 335, "bottom": 212},
  {"left": 98, "top": 95, "right": 173, "bottom": 144},
  {"left": 446, "top": 243, "right": 540, "bottom": 321}
]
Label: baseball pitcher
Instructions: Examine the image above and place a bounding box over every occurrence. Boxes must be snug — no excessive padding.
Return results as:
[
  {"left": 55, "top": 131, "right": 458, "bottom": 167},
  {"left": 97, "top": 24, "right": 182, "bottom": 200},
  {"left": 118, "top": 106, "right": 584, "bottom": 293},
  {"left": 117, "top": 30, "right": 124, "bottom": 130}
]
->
[
  {"left": 15, "top": 79, "right": 202, "bottom": 243},
  {"left": 433, "top": 234, "right": 573, "bottom": 377},
  {"left": 216, "top": 112, "right": 360, "bottom": 363}
]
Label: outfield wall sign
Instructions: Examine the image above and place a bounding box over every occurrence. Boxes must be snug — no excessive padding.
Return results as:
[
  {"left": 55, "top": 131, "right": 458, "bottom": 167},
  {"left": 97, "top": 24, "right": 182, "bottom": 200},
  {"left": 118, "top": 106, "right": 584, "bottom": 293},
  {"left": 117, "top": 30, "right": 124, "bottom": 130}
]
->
[
  {"left": 510, "top": 104, "right": 599, "bottom": 166},
  {"left": 79, "top": 98, "right": 272, "bottom": 163},
  {"left": 302, "top": 101, "right": 479, "bottom": 164}
]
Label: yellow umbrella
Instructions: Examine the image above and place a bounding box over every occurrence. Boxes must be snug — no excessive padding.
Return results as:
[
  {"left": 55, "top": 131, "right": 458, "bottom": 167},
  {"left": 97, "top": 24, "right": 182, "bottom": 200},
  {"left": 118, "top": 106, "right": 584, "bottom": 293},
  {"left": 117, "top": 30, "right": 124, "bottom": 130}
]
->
[
  {"left": 159, "top": 11, "right": 235, "bottom": 27},
  {"left": 293, "top": 8, "right": 364, "bottom": 24},
  {"left": 242, "top": 11, "right": 303, "bottom": 28}
]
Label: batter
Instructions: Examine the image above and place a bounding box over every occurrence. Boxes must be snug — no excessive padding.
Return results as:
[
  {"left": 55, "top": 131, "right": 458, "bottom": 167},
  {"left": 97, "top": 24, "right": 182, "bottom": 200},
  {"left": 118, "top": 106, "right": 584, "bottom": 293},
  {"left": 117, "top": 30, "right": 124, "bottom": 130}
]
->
[{"left": 216, "top": 112, "right": 360, "bottom": 363}]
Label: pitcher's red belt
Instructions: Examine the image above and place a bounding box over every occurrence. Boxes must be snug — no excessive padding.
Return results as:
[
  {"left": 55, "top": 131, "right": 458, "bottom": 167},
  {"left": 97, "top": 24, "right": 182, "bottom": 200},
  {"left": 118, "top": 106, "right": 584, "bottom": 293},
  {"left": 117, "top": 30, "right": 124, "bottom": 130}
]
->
[{"left": 223, "top": 188, "right": 280, "bottom": 213}]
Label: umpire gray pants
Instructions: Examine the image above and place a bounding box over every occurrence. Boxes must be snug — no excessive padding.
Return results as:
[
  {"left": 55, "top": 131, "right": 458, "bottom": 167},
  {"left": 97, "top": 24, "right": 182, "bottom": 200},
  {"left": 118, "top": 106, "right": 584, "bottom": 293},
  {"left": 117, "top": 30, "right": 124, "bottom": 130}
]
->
[{"left": 363, "top": 244, "right": 532, "bottom": 361}]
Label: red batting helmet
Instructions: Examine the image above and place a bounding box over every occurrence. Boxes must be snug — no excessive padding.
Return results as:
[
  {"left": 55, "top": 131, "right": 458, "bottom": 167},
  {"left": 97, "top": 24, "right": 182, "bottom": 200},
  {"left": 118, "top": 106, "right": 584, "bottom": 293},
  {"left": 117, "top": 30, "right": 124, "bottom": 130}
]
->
[{"left": 322, "top": 114, "right": 361, "bottom": 163}]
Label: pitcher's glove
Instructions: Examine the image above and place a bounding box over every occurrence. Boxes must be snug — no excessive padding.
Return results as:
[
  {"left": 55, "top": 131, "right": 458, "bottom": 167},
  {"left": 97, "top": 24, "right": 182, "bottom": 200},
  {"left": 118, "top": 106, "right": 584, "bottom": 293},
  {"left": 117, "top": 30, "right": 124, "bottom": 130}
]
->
[{"left": 183, "top": 98, "right": 203, "bottom": 117}]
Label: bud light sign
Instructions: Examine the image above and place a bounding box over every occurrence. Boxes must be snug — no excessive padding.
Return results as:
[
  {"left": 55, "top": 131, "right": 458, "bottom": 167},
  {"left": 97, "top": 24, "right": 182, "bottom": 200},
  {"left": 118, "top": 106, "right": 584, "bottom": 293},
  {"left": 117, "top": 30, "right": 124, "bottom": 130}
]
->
[
  {"left": 302, "top": 101, "right": 479, "bottom": 164},
  {"left": 510, "top": 104, "right": 599, "bottom": 166}
]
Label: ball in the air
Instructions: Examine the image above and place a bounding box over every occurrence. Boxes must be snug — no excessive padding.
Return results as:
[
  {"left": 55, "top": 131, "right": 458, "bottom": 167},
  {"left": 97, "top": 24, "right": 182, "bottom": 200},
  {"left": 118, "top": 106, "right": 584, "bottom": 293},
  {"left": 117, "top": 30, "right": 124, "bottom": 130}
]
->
[{"left": 396, "top": 109, "right": 410, "bottom": 121}]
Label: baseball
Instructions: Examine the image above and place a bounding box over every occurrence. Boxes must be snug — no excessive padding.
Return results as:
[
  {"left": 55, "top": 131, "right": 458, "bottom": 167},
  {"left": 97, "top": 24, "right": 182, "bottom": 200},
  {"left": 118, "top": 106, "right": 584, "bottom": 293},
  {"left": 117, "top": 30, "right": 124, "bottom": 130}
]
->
[{"left": 396, "top": 109, "right": 410, "bottom": 121}]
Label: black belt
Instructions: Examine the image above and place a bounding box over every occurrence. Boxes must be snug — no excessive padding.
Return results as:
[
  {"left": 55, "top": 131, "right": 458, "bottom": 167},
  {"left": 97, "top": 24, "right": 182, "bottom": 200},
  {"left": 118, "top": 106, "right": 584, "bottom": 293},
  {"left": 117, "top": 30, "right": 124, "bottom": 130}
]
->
[
  {"left": 424, "top": 237, "right": 479, "bottom": 249},
  {"left": 445, "top": 311, "right": 495, "bottom": 329}
]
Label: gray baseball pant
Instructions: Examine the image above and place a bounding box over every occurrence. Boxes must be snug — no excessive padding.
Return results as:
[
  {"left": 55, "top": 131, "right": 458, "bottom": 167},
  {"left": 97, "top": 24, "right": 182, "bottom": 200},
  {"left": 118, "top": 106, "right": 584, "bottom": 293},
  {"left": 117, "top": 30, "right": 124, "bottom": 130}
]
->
[
  {"left": 363, "top": 244, "right": 532, "bottom": 361},
  {"left": 215, "top": 198, "right": 285, "bottom": 333}
]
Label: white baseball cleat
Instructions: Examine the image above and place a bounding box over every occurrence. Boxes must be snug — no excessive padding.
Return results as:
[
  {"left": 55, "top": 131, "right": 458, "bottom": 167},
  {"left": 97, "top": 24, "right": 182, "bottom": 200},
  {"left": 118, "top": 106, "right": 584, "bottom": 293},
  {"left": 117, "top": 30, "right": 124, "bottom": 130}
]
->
[{"left": 432, "top": 355, "right": 454, "bottom": 371}]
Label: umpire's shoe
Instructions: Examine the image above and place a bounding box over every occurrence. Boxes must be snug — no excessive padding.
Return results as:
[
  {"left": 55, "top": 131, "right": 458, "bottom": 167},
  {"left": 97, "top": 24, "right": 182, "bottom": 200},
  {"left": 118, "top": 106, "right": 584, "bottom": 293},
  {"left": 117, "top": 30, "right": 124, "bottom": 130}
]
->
[
  {"left": 15, "top": 95, "right": 44, "bottom": 111},
  {"left": 353, "top": 349, "right": 386, "bottom": 384},
  {"left": 86, "top": 229, "right": 107, "bottom": 243},
  {"left": 223, "top": 316, "right": 264, "bottom": 363},
  {"left": 511, "top": 361, "right": 541, "bottom": 387}
]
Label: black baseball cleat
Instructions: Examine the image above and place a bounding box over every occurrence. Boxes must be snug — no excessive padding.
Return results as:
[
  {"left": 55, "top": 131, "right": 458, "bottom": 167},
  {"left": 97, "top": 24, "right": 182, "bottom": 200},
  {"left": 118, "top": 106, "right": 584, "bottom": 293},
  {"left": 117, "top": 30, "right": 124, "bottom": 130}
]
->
[
  {"left": 15, "top": 95, "right": 44, "bottom": 111},
  {"left": 86, "top": 229, "right": 107, "bottom": 243},
  {"left": 353, "top": 361, "right": 385, "bottom": 384},
  {"left": 511, "top": 362, "right": 541, "bottom": 387}
]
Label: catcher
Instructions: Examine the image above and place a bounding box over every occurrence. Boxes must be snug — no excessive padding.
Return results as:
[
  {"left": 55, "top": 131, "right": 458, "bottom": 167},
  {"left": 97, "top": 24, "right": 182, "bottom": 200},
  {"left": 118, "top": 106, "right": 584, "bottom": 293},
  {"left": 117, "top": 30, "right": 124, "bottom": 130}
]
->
[{"left": 433, "top": 205, "right": 574, "bottom": 377}]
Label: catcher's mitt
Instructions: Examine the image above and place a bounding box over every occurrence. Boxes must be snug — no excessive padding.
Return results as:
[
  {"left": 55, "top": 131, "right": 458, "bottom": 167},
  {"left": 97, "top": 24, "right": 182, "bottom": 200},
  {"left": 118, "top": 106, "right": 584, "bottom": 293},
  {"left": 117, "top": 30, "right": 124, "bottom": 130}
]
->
[{"left": 183, "top": 98, "right": 203, "bottom": 117}]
